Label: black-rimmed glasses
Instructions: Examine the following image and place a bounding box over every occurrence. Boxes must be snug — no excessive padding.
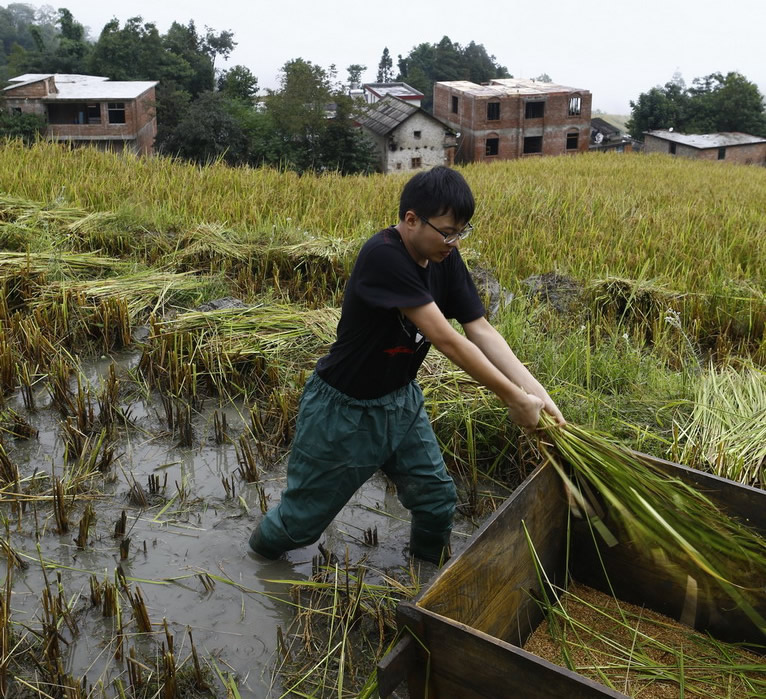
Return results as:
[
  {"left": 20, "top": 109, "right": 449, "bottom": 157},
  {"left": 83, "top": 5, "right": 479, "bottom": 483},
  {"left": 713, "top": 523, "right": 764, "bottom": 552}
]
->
[{"left": 420, "top": 217, "right": 473, "bottom": 244}]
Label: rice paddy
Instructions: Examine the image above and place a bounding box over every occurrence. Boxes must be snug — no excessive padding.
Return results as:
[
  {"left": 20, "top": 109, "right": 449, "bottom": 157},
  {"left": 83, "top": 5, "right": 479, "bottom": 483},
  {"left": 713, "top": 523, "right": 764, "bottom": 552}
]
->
[{"left": 0, "top": 139, "right": 764, "bottom": 697}]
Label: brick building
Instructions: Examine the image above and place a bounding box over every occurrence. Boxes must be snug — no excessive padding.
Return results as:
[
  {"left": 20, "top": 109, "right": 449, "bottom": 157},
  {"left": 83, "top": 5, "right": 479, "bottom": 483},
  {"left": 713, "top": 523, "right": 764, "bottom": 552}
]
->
[
  {"left": 357, "top": 95, "right": 456, "bottom": 174},
  {"left": 433, "top": 78, "right": 592, "bottom": 163},
  {"left": 2, "top": 73, "right": 158, "bottom": 155},
  {"left": 644, "top": 130, "right": 766, "bottom": 165}
]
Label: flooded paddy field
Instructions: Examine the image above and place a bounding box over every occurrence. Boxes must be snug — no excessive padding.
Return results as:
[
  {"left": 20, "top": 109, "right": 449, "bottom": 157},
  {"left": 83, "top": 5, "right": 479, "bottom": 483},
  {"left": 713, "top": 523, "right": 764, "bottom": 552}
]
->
[{"left": 2, "top": 345, "right": 481, "bottom": 698}]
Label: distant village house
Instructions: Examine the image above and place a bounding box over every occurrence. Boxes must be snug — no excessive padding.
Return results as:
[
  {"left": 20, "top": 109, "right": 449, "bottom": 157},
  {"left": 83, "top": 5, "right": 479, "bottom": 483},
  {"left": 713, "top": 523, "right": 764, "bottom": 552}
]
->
[
  {"left": 433, "top": 78, "right": 592, "bottom": 162},
  {"left": 357, "top": 95, "right": 456, "bottom": 174},
  {"left": 643, "top": 130, "right": 766, "bottom": 165},
  {"left": 589, "top": 117, "right": 639, "bottom": 153},
  {"left": 2, "top": 73, "right": 158, "bottom": 155},
  {"left": 362, "top": 82, "right": 424, "bottom": 108}
]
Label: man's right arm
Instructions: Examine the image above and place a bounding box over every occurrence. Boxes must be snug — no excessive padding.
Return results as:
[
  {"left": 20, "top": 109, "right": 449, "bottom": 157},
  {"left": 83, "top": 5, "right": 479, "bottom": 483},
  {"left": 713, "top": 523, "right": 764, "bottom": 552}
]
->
[{"left": 400, "top": 302, "right": 544, "bottom": 428}]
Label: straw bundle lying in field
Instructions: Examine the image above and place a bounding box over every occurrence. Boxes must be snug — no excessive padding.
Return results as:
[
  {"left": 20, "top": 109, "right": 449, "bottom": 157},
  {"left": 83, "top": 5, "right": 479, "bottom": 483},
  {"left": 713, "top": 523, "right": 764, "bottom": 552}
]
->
[
  {"left": 675, "top": 365, "right": 766, "bottom": 487},
  {"left": 141, "top": 304, "right": 341, "bottom": 397},
  {"left": 538, "top": 417, "right": 766, "bottom": 634},
  {"left": 35, "top": 271, "right": 207, "bottom": 320},
  {"left": 0, "top": 251, "right": 127, "bottom": 282}
]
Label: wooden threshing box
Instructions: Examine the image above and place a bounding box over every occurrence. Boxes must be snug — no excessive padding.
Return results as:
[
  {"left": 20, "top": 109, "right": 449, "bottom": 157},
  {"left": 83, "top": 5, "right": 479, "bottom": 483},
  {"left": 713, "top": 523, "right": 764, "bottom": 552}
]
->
[{"left": 378, "top": 455, "right": 766, "bottom": 698}]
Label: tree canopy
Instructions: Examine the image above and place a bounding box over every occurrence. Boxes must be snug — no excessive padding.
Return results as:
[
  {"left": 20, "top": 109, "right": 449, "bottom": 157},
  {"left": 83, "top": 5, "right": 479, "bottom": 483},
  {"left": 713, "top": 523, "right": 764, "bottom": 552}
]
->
[
  {"left": 395, "top": 36, "right": 511, "bottom": 112},
  {"left": 627, "top": 72, "right": 766, "bottom": 139},
  {"left": 0, "top": 5, "right": 90, "bottom": 78}
]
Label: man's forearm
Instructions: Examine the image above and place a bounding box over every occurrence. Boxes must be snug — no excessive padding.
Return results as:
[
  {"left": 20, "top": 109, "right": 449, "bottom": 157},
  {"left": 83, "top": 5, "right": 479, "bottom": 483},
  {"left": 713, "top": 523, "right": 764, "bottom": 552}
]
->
[{"left": 464, "top": 319, "right": 549, "bottom": 398}]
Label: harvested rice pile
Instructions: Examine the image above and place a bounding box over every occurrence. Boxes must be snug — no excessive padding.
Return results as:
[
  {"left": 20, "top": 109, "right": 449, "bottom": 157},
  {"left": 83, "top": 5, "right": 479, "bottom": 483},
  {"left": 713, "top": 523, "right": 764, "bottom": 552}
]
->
[{"left": 524, "top": 582, "right": 766, "bottom": 698}]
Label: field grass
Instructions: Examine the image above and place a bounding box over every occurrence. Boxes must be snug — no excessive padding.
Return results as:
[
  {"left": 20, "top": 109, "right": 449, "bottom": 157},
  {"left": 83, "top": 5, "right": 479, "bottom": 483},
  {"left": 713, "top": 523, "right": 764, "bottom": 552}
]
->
[{"left": 1, "top": 140, "right": 764, "bottom": 294}]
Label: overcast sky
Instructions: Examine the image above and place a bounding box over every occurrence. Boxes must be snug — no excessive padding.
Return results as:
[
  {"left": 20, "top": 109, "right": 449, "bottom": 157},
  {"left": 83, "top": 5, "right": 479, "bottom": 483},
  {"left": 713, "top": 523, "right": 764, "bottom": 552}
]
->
[{"left": 33, "top": 0, "right": 766, "bottom": 114}]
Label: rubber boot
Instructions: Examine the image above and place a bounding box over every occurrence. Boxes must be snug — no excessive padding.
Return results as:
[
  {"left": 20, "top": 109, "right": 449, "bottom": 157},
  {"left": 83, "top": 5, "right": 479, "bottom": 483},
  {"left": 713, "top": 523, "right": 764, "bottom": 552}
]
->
[
  {"left": 248, "top": 524, "right": 282, "bottom": 560},
  {"left": 410, "top": 524, "right": 451, "bottom": 565}
]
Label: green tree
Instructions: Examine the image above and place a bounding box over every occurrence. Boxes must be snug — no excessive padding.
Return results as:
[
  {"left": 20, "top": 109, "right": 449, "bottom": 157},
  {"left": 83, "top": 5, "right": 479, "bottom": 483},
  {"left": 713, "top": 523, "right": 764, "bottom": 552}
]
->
[
  {"left": 266, "top": 57, "right": 332, "bottom": 172},
  {"left": 0, "top": 4, "right": 84, "bottom": 78},
  {"left": 159, "top": 91, "right": 248, "bottom": 165},
  {"left": 217, "top": 64, "right": 258, "bottom": 102},
  {"left": 0, "top": 108, "right": 45, "bottom": 142},
  {"left": 320, "top": 95, "right": 376, "bottom": 174},
  {"left": 162, "top": 20, "right": 235, "bottom": 96},
  {"left": 346, "top": 63, "right": 365, "bottom": 88},
  {"left": 687, "top": 72, "right": 766, "bottom": 136},
  {"left": 89, "top": 17, "right": 188, "bottom": 82},
  {"left": 627, "top": 71, "right": 766, "bottom": 140},
  {"left": 396, "top": 37, "right": 510, "bottom": 112},
  {"left": 376, "top": 47, "right": 393, "bottom": 83},
  {"left": 48, "top": 8, "right": 91, "bottom": 73},
  {"left": 626, "top": 86, "right": 681, "bottom": 137},
  {"left": 263, "top": 58, "right": 377, "bottom": 174}
]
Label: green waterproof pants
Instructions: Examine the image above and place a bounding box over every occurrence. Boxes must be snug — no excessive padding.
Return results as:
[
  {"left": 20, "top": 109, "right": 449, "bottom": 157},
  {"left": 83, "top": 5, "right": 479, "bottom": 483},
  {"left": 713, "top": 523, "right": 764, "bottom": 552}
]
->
[{"left": 250, "top": 372, "right": 456, "bottom": 564}]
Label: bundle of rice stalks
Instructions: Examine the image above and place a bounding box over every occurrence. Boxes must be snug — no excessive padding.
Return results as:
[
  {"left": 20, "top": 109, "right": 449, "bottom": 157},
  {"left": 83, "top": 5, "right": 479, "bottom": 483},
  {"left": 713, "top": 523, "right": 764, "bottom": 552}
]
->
[
  {"left": 36, "top": 271, "right": 207, "bottom": 321},
  {"left": 675, "top": 364, "right": 766, "bottom": 488},
  {"left": 141, "top": 304, "right": 340, "bottom": 397},
  {"left": 156, "top": 303, "right": 338, "bottom": 352},
  {"left": 0, "top": 193, "right": 88, "bottom": 230},
  {"left": 0, "top": 251, "right": 128, "bottom": 284},
  {"left": 168, "top": 223, "right": 252, "bottom": 268},
  {"left": 587, "top": 276, "right": 681, "bottom": 329},
  {"left": 537, "top": 416, "right": 766, "bottom": 635}
]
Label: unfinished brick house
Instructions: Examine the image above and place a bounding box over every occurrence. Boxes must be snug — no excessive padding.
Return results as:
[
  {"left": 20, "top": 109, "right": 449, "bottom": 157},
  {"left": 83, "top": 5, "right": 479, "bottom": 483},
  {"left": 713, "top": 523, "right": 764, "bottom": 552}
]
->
[
  {"left": 644, "top": 130, "right": 766, "bottom": 165},
  {"left": 433, "top": 78, "right": 592, "bottom": 162},
  {"left": 2, "top": 73, "right": 158, "bottom": 155}
]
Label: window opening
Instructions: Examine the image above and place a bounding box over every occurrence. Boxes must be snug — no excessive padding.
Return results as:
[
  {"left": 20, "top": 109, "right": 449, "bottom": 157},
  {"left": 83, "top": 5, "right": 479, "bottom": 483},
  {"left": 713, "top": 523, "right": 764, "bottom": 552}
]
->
[
  {"left": 525, "top": 101, "right": 545, "bottom": 119},
  {"left": 717, "top": 147, "right": 726, "bottom": 160},
  {"left": 487, "top": 102, "right": 500, "bottom": 120},
  {"left": 411, "top": 157, "right": 422, "bottom": 169},
  {"left": 451, "top": 96, "right": 458, "bottom": 114},
  {"left": 485, "top": 137, "right": 499, "bottom": 156},
  {"left": 523, "top": 136, "right": 543, "bottom": 154},
  {"left": 87, "top": 104, "right": 101, "bottom": 124},
  {"left": 669, "top": 142, "right": 677, "bottom": 155},
  {"left": 108, "top": 102, "right": 126, "bottom": 124},
  {"left": 414, "top": 130, "right": 421, "bottom": 139},
  {"left": 566, "top": 131, "right": 579, "bottom": 150},
  {"left": 568, "top": 95, "right": 581, "bottom": 116}
]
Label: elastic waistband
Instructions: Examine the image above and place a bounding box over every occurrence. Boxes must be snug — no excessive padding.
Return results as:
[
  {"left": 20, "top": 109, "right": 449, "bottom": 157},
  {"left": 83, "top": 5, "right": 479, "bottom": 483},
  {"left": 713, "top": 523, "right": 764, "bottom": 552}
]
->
[{"left": 307, "top": 371, "right": 418, "bottom": 407}]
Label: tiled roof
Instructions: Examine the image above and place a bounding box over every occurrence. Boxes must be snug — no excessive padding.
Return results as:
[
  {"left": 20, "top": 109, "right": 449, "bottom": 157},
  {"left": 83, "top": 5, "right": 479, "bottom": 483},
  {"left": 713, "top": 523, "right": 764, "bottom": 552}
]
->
[{"left": 357, "top": 96, "right": 421, "bottom": 136}]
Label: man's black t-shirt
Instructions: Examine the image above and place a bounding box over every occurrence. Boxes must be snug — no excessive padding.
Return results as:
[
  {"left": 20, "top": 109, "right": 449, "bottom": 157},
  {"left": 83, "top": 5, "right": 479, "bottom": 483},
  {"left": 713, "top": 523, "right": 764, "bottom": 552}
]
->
[{"left": 316, "top": 226, "right": 485, "bottom": 399}]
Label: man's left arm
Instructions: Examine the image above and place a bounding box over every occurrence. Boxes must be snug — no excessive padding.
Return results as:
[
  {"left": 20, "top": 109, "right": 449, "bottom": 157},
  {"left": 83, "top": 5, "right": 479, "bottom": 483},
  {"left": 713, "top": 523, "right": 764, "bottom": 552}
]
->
[{"left": 463, "top": 316, "right": 565, "bottom": 425}]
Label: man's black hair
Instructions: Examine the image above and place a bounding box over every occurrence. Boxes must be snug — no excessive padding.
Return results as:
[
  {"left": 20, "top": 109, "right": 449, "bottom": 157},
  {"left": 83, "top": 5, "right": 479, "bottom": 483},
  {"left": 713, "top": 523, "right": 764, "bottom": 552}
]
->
[{"left": 398, "top": 166, "right": 475, "bottom": 223}]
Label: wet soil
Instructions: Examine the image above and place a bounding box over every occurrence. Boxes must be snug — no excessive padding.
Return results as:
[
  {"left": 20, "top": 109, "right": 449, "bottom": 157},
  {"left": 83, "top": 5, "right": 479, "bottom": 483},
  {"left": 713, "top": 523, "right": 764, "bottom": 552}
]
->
[{"left": 2, "top": 349, "right": 476, "bottom": 697}]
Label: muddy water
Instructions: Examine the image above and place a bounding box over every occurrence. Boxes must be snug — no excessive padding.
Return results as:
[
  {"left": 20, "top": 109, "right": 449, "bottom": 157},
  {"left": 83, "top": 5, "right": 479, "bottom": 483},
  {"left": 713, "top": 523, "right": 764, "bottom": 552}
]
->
[{"left": 3, "top": 350, "right": 476, "bottom": 697}]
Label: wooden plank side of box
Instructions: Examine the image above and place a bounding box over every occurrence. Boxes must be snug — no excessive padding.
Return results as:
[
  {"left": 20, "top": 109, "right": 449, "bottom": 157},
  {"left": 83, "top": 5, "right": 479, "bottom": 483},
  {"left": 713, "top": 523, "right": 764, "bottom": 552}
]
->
[
  {"left": 570, "top": 454, "right": 766, "bottom": 646},
  {"left": 397, "top": 602, "right": 626, "bottom": 699},
  {"left": 417, "top": 461, "right": 568, "bottom": 645}
]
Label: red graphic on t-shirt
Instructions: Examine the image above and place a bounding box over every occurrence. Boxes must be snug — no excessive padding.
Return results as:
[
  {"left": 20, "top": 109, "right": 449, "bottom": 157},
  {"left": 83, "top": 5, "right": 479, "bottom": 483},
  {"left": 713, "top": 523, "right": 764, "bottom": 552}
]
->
[{"left": 383, "top": 346, "right": 414, "bottom": 356}]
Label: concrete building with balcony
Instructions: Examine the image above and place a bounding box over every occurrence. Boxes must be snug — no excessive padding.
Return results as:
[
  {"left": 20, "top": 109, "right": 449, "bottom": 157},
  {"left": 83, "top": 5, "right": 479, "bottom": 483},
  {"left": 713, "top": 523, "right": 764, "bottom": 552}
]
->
[
  {"left": 2, "top": 73, "right": 158, "bottom": 155},
  {"left": 433, "top": 78, "right": 592, "bottom": 163}
]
